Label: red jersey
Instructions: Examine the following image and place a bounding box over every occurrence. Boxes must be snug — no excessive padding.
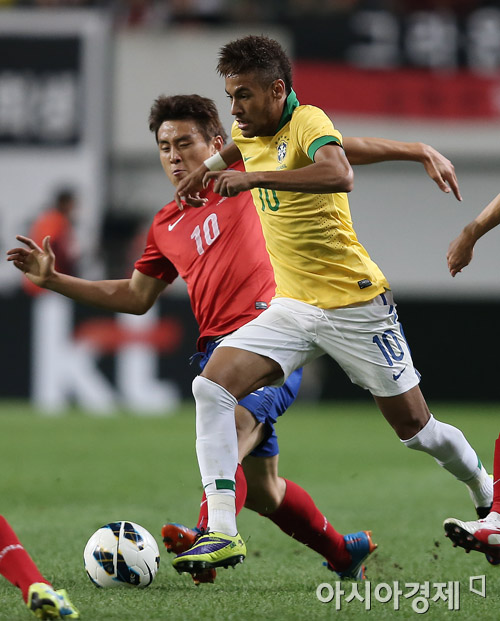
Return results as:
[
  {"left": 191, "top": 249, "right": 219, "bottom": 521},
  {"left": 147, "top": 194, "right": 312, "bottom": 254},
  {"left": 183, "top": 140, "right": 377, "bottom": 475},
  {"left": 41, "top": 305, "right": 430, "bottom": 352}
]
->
[{"left": 134, "top": 162, "right": 276, "bottom": 351}]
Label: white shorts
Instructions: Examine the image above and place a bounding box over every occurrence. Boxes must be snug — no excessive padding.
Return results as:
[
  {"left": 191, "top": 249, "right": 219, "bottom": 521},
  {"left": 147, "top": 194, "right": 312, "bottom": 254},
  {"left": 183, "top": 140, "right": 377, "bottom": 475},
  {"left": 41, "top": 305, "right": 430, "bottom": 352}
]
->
[{"left": 218, "top": 292, "right": 420, "bottom": 398}]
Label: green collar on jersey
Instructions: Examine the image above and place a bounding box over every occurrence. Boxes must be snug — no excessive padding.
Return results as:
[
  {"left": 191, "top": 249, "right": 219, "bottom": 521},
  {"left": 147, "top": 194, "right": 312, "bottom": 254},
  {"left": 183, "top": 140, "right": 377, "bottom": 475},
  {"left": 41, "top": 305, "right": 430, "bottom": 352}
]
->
[{"left": 275, "top": 89, "right": 300, "bottom": 133}]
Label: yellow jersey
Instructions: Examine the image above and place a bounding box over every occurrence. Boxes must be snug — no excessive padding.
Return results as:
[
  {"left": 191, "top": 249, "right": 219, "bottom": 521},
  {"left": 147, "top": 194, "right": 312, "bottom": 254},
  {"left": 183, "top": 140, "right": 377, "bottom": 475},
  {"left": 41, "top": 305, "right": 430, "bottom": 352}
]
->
[{"left": 232, "top": 90, "right": 390, "bottom": 309}]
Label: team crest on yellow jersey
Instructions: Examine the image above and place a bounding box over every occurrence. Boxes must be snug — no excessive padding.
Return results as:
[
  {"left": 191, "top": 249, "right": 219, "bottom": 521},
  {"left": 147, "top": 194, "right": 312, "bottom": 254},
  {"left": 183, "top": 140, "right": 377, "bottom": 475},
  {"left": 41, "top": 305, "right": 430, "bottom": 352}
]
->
[{"left": 277, "top": 139, "right": 287, "bottom": 163}]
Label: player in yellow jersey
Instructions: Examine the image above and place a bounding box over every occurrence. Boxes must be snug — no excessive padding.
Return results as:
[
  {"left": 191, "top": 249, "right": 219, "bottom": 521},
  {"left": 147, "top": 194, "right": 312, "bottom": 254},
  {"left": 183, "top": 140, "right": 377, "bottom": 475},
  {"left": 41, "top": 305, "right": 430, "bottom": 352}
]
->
[
  {"left": 233, "top": 100, "right": 389, "bottom": 308},
  {"left": 171, "top": 35, "right": 492, "bottom": 578}
]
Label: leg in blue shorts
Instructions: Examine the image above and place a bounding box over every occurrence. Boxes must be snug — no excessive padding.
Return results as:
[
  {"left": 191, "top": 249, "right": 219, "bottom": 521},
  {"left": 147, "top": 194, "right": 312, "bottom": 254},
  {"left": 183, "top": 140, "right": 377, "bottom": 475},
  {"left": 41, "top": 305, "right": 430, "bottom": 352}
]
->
[{"left": 162, "top": 341, "right": 376, "bottom": 583}]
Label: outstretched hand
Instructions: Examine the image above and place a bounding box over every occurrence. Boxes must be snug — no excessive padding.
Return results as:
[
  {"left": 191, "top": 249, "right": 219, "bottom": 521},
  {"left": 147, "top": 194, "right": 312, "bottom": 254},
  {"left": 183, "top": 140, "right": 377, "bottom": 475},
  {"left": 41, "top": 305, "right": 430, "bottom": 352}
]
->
[
  {"left": 422, "top": 145, "right": 462, "bottom": 201},
  {"left": 6, "top": 235, "right": 56, "bottom": 286},
  {"left": 446, "top": 233, "right": 474, "bottom": 277}
]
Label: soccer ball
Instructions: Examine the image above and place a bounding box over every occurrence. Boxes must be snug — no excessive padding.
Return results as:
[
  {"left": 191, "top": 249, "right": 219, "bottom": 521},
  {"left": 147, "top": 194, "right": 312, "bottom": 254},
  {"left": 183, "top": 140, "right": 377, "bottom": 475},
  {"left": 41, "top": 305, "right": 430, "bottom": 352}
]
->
[{"left": 83, "top": 521, "right": 160, "bottom": 588}]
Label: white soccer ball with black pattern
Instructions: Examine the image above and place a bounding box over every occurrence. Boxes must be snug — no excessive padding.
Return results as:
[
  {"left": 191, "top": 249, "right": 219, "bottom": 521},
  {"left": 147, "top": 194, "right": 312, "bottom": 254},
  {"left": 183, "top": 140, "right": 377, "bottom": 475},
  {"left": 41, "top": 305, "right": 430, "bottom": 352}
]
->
[{"left": 83, "top": 521, "right": 160, "bottom": 588}]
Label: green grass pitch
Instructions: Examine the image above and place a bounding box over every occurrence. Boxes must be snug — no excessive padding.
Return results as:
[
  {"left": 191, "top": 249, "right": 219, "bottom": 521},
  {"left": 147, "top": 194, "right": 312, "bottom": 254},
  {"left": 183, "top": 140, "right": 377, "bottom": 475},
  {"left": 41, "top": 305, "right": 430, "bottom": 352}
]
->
[{"left": 0, "top": 400, "right": 498, "bottom": 620}]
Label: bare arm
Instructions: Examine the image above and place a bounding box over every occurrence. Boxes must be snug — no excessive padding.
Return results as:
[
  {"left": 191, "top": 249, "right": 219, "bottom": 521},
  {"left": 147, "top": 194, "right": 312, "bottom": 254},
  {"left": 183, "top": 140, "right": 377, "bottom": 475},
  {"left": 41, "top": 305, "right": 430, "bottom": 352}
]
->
[
  {"left": 205, "top": 143, "right": 353, "bottom": 197},
  {"left": 447, "top": 192, "right": 500, "bottom": 277},
  {"left": 343, "top": 137, "right": 461, "bottom": 200},
  {"left": 7, "top": 235, "right": 166, "bottom": 314},
  {"left": 174, "top": 142, "right": 242, "bottom": 209}
]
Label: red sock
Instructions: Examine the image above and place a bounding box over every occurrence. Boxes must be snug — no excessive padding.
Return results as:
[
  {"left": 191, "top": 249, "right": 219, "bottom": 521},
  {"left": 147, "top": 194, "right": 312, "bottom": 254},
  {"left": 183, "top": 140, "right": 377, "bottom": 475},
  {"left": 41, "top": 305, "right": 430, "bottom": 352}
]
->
[
  {"left": 265, "top": 479, "right": 350, "bottom": 570},
  {"left": 492, "top": 434, "right": 500, "bottom": 514},
  {"left": 196, "top": 464, "right": 248, "bottom": 531},
  {"left": 0, "top": 516, "right": 50, "bottom": 602}
]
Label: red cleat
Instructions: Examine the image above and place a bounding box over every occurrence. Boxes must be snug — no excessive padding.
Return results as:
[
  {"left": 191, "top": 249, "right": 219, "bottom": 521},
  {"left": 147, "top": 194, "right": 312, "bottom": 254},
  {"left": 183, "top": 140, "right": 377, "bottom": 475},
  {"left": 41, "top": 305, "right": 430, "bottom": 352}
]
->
[
  {"left": 161, "top": 523, "right": 218, "bottom": 584},
  {"left": 161, "top": 523, "right": 198, "bottom": 554},
  {"left": 192, "top": 568, "right": 217, "bottom": 586}
]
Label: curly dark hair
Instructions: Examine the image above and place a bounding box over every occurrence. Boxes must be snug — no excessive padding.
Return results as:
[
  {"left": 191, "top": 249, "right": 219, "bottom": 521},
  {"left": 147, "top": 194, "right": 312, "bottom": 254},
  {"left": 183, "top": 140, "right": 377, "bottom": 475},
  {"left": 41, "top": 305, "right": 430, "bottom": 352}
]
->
[
  {"left": 148, "top": 94, "right": 227, "bottom": 144},
  {"left": 217, "top": 35, "right": 293, "bottom": 94}
]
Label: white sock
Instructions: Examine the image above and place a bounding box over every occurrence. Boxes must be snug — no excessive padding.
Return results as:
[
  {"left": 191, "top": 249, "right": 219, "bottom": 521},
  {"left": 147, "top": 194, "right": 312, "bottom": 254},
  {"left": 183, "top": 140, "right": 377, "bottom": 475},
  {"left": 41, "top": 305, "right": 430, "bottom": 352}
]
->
[
  {"left": 193, "top": 375, "right": 238, "bottom": 536},
  {"left": 402, "top": 414, "right": 492, "bottom": 507},
  {"left": 465, "top": 466, "right": 493, "bottom": 510},
  {"left": 206, "top": 494, "right": 237, "bottom": 536}
]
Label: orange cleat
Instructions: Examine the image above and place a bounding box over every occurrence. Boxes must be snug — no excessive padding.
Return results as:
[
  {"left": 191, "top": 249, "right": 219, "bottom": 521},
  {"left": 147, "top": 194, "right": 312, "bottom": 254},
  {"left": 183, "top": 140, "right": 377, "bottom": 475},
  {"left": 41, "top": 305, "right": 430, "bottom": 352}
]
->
[
  {"left": 161, "top": 523, "right": 217, "bottom": 585},
  {"left": 161, "top": 523, "right": 198, "bottom": 554}
]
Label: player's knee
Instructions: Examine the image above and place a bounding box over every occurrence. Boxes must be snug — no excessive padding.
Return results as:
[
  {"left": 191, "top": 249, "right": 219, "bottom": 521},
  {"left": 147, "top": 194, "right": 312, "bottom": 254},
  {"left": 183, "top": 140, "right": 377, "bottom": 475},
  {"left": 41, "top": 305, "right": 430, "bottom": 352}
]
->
[
  {"left": 192, "top": 375, "right": 231, "bottom": 405},
  {"left": 245, "top": 482, "right": 282, "bottom": 514},
  {"left": 245, "top": 492, "right": 280, "bottom": 514},
  {"left": 192, "top": 375, "right": 207, "bottom": 397},
  {"left": 394, "top": 418, "right": 427, "bottom": 441}
]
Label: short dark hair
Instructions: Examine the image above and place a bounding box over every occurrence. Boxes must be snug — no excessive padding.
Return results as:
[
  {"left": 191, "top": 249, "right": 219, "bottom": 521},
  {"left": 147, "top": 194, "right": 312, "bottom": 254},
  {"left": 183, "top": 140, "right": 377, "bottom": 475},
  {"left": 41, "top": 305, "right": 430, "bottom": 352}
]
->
[
  {"left": 54, "top": 188, "right": 75, "bottom": 206},
  {"left": 148, "top": 94, "right": 227, "bottom": 144},
  {"left": 217, "top": 35, "right": 293, "bottom": 94}
]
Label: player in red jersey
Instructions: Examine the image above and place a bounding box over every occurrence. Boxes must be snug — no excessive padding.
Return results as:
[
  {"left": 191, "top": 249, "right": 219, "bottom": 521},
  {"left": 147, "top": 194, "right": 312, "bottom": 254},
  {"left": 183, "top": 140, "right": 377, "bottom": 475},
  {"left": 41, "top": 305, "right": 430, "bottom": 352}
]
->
[
  {"left": 8, "top": 94, "right": 463, "bottom": 584},
  {"left": 0, "top": 515, "right": 79, "bottom": 619},
  {"left": 8, "top": 95, "right": 373, "bottom": 583},
  {"left": 444, "top": 195, "right": 500, "bottom": 564},
  {"left": 135, "top": 158, "right": 274, "bottom": 351}
]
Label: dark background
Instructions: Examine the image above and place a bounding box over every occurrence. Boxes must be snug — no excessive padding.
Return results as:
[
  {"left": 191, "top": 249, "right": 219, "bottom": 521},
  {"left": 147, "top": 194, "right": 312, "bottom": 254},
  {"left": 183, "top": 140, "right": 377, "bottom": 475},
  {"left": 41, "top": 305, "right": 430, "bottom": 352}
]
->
[{"left": 2, "top": 292, "right": 498, "bottom": 402}]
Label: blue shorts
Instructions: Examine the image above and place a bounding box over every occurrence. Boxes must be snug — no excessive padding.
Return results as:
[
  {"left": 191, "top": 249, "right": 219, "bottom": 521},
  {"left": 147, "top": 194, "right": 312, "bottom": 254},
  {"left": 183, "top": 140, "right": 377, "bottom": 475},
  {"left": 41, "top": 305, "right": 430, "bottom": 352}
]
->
[{"left": 191, "top": 340, "right": 302, "bottom": 458}]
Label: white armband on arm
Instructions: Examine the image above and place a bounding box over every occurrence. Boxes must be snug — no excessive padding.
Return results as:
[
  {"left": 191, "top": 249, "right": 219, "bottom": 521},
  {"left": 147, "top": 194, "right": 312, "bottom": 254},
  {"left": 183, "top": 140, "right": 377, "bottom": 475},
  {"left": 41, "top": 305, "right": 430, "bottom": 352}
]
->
[{"left": 203, "top": 152, "right": 228, "bottom": 171}]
